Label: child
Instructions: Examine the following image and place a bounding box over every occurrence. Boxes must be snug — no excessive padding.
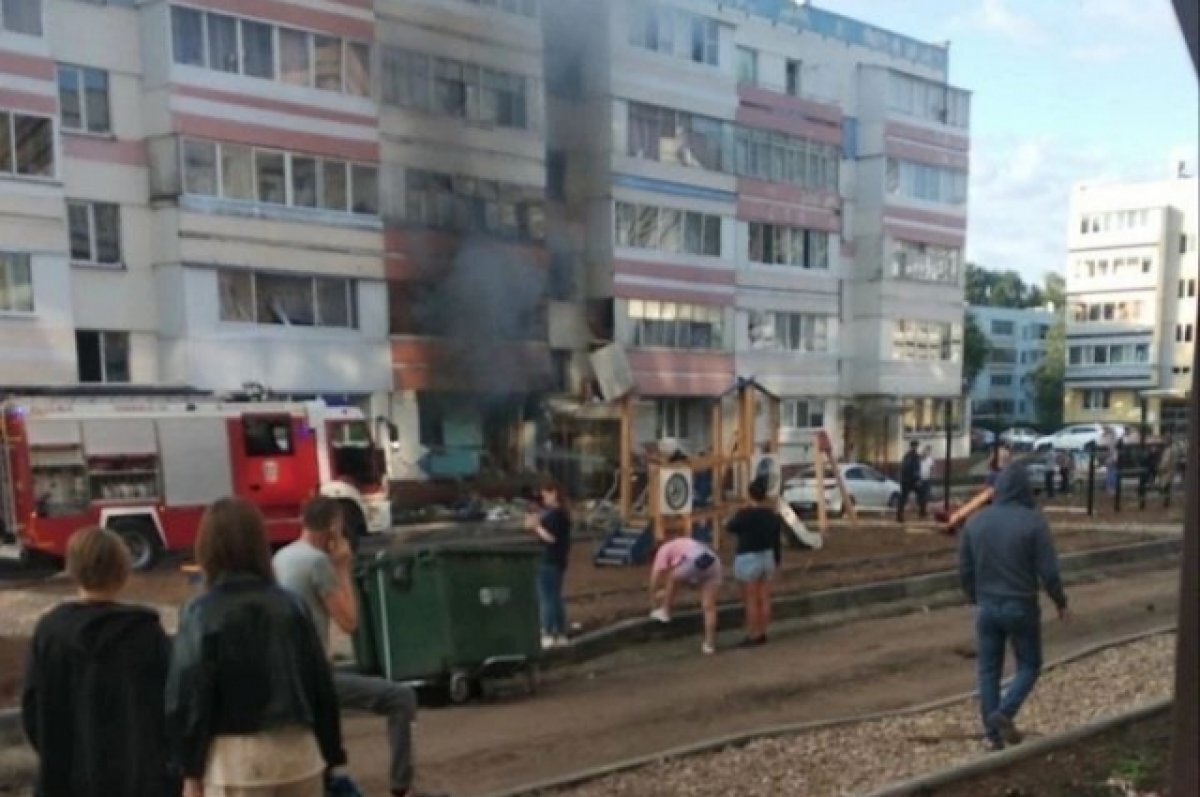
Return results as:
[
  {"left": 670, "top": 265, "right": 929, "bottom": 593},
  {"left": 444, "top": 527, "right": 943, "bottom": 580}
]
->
[
  {"left": 22, "top": 527, "right": 175, "bottom": 797},
  {"left": 725, "top": 477, "right": 783, "bottom": 646},
  {"left": 526, "top": 479, "right": 572, "bottom": 649},
  {"left": 648, "top": 536, "right": 722, "bottom": 655}
]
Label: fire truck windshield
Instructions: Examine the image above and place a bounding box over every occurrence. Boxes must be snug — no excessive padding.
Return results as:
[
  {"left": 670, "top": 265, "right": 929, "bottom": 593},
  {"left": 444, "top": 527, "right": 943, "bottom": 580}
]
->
[{"left": 328, "top": 420, "right": 381, "bottom": 488}]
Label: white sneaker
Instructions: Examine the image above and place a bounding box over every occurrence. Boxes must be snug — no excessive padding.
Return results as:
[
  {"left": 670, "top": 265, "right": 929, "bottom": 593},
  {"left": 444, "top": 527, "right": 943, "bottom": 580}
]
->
[
  {"left": 650, "top": 608, "right": 671, "bottom": 623},
  {"left": 541, "top": 634, "right": 555, "bottom": 650},
  {"left": 554, "top": 635, "right": 570, "bottom": 648},
  {"left": 701, "top": 642, "right": 715, "bottom": 655}
]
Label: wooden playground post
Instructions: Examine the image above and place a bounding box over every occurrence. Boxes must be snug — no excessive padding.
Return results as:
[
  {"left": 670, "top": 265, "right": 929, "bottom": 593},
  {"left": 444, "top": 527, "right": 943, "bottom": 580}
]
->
[
  {"left": 619, "top": 395, "right": 633, "bottom": 523},
  {"left": 814, "top": 443, "right": 829, "bottom": 533}
]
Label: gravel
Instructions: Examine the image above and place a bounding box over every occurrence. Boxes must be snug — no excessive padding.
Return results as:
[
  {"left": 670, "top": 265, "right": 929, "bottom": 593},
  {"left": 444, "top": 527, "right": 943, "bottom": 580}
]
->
[{"left": 548, "top": 633, "right": 1176, "bottom": 797}]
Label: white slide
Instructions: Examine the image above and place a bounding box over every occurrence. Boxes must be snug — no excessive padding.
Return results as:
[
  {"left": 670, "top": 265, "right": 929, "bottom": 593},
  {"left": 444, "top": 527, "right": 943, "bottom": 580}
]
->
[{"left": 779, "top": 499, "right": 824, "bottom": 550}]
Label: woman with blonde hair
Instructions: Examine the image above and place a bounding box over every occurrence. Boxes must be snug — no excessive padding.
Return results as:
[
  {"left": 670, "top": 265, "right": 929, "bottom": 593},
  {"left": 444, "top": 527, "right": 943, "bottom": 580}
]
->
[{"left": 167, "top": 498, "right": 345, "bottom": 797}]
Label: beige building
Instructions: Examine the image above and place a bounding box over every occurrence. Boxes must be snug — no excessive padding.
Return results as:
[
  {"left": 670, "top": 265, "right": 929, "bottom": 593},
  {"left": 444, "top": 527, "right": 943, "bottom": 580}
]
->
[{"left": 1064, "top": 174, "right": 1198, "bottom": 436}]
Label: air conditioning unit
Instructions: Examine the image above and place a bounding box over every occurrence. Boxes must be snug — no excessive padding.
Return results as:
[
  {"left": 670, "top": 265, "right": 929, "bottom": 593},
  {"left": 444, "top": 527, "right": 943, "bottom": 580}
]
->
[
  {"left": 657, "top": 465, "right": 694, "bottom": 516},
  {"left": 752, "top": 454, "right": 782, "bottom": 498}
]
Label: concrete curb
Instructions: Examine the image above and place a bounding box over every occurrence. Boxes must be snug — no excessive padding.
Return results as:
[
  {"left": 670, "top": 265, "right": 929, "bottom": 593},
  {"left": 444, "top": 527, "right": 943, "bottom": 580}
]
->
[
  {"left": 859, "top": 697, "right": 1174, "bottom": 797},
  {"left": 544, "top": 537, "right": 1181, "bottom": 668},
  {"left": 480, "top": 626, "right": 1177, "bottom": 797}
]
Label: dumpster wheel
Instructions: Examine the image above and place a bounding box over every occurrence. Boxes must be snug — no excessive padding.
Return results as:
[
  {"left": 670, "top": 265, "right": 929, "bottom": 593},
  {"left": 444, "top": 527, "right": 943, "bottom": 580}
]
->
[{"left": 448, "top": 670, "right": 474, "bottom": 705}]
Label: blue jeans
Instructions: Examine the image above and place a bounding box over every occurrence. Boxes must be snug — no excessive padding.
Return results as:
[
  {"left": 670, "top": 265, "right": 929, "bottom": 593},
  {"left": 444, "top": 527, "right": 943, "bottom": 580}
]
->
[
  {"left": 976, "top": 597, "right": 1043, "bottom": 743},
  {"left": 537, "top": 563, "right": 567, "bottom": 636}
]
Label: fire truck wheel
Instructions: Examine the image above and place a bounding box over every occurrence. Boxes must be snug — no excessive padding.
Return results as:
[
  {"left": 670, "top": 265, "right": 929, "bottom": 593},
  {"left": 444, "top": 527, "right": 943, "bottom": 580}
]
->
[
  {"left": 19, "top": 547, "right": 62, "bottom": 573},
  {"left": 109, "top": 518, "right": 162, "bottom": 571},
  {"left": 340, "top": 501, "right": 366, "bottom": 552}
]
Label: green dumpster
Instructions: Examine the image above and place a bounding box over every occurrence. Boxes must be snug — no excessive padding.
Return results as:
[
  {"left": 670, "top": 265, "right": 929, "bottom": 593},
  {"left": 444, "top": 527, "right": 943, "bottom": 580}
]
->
[{"left": 352, "top": 544, "right": 542, "bottom": 702}]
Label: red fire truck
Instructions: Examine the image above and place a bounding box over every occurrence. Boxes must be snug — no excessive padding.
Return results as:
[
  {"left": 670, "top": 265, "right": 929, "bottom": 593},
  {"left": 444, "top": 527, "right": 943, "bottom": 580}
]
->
[{"left": 0, "top": 395, "right": 394, "bottom": 570}]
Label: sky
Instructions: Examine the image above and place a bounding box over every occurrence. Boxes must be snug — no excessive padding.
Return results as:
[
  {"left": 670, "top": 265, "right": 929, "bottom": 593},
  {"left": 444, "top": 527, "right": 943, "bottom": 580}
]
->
[{"left": 823, "top": 0, "right": 1199, "bottom": 286}]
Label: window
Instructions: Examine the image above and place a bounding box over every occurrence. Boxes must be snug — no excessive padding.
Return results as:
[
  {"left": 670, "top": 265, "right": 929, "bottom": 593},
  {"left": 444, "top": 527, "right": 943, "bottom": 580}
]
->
[
  {"left": 57, "top": 65, "right": 110, "bottom": 135},
  {"left": 902, "top": 398, "right": 962, "bottom": 434},
  {"left": 735, "top": 126, "right": 839, "bottom": 191},
  {"left": 170, "top": 7, "right": 369, "bottom": 96},
  {"left": 615, "top": 200, "right": 721, "bottom": 256},
  {"left": 1, "top": 0, "right": 41, "bottom": 35},
  {"left": 891, "top": 240, "right": 961, "bottom": 284},
  {"left": 1072, "top": 299, "right": 1147, "bottom": 324},
  {"left": 1083, "top": 390, "right": 1111, "bottom": 411},
  {"left": 1181, "top": 279, "right": 1197, "bottom": 298},
  {"left": 0, "top": 111, "right": 54, "bottom": 177},
  {"left": 690, "top": 15, "right": 718, "bottom": 64},
  {"left": 990, "top": 320, "right": 1014, "bottom": 336},
  {"left": 404, "top": 169, "right": 545, "bottom": 241},
  {"left": 67, "top": 201, "right": 121, "bottom": 266},
  {"left": 182, "top": 139, "right": 378, "bottom": 216},
  {"left": 887, "top": 159, "right": 967, "bottom": 205},
  {"left": 380, "top": 47, "right": 529, "bottom": 130},
  {"left": 0, "top": 252, "right": 33, "bottom": 313},
  {"left": 75, "top": 330, "right": 130, "bottom": 384},
  {"left": 628, "top": 299, "right": 724, "bottom": 350},
  {"left": 989, "top": 347, "right": 1017, "bottom": 364},
  {"left": 748, "top": 223, "right": 830, "bottom": 269},
  {"left": 461, "top": 0, "right": 539, "bottom": 17},
  {"left": 1179, "top": 324, "right": 1195, "bottom": 343},
  {"left": 218, "top": 269, "right": 358, "bottom": 328},
  {"left": 737, "top": 46, "right": 758, "bottom": 85},
  {"left": 628, "top": 4, "right": 718, "bottom": 66},
  {"left": 786, "top": 59, "right": 801, "bottom": 96},
  {"left": 887, "top": 70, "right": 970, "bottom": 128},
  {"left": 893, "top": 320, "right": 962, "bottom": 362},
  {"left": 747, "top": 311, "right": 830, "bottom": 353},
  {"left": 991, "top": 374, "right": 1013, "bottom": 387},
  {"left": 656, "top": 399, "right": 690, "bottom": 439},
  {"left": 242, "top": 416, "right": 294, "bottom": 457},
  {"left": 782, "top": 398, "right": 824, "bottom": 429}
]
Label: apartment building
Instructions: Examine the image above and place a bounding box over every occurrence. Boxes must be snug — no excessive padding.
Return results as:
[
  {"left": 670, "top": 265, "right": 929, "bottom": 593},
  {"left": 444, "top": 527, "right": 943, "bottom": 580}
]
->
[
  {"left": 968, "top": 304, "right": 1055, "bottom": 426},
  {"left": 1064, "top": 175, "right": 1197, "bottom": 437},
  {"left": 1, "top": 0, "right": 390, "bottom": 400},
  {"left": 543, "top": 0, "right": 971, "bottom": 465}
]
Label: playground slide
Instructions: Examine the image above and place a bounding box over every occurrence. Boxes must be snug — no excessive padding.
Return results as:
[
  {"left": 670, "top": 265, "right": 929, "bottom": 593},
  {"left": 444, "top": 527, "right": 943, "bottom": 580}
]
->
[{"left": 779, "top": 499, "right": 824, "bottom": 550}]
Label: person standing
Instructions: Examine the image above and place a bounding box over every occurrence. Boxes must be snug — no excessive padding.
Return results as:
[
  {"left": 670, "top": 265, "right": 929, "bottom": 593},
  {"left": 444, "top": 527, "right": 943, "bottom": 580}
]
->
[
  {"left": 22, "top": 527, "right": 175, "bottom": 797},
  {"left": 1057, "top": 449, "right": 1073, "bottom": 495},
  {"left": 726, "top": 477, "right": 783, "bottom": 646},
  {"left": 958, "top": 465, "right": 1070, "bottom": 751},
  {"left": 897, "top": 440, "right": 922, "bottom": 522},
  {"left": 274, "top": 498, "right": 443, "bottom": 797},
  {"left": 168, "top": 498, "right": 345, "bottom": 797},
  {"left": 526, "top": 479, "right": 572, "bottom": 649},
  {"left": 1042, "top": 447, "right": 1057, "bottom": 499},
  {"left": 647, "top": 536, "right": 722, "bottom": 655},
  {"left": 918, "top": 445, "right": 936, "bottom": 519}
]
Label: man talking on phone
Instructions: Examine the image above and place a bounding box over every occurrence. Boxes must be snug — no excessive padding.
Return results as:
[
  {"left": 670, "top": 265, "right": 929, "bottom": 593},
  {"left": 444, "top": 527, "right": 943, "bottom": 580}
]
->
[{"left": 274, "top": 497, "right": 444, "bottom": 797}]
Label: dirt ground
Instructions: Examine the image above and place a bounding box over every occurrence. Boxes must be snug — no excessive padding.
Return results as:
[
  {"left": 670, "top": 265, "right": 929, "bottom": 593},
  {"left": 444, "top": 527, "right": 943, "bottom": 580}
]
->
[
  {"left": 931, "top": 710, "right": 1173, "bottom": 796},
  {"left": 339, "top": 566, "right": 1179, "bottom": 797},
  {"left": 0, "top": 637, "right": 25, "bottom": 710}
]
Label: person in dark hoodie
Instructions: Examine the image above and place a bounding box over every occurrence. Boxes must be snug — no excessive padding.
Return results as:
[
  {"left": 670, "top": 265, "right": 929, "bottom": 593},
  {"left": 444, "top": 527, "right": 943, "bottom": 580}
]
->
[
  {"left": 22, "top": 526, "right": 176, "bottom": 797},
  {"left": 896, "top": 440, "right": 922, "bottom": 522},
  {"left": 958, "top": 465, "right": 1071, "bottom": 751}
]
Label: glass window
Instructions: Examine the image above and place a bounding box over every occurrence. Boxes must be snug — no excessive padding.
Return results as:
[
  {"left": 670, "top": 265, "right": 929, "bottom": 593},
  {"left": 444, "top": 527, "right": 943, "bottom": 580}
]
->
[
  {"left": 241, "top": 20, "right": 274, "bottom": 78},
  {"left": 171, "top": 7, "right": 204, "bottom": 66},
  {"left": 218, "top": 270, "right": 254, "bottom": 322},
  {"left": 350, "top": 164, "right": 378, "bottom": 215},
  {"left": 316, "top": 278, "right": 354, "bottom": 327},
  {"left": 256, "top": 272, "right": 314, "bottom": 325},
  {"left": 0, "top": 252, "right": 34, "bottom": 313},
  {"left": 322, "top": 160, "right": 348, "bottom": 211},
  {"left": 345, "top": 42, "right": 371, "bottom": 97},
  {"left": 68, "top": 202, "right": 90, "bottom": 261},
  {"left": 67, "top": 202, "right": 121, "bottom": 265},
  {"left": 220, "top": 143, "right": 254, "bottom": 200},
  {"left": 77, "top": 330, "right": 130, "bottom": 384},
  {"left": 291, "top": 155, "right": 318, "bottom": 208},
  {"left": 315, "top": 35, "right": 343, "bottom": 91},
  {"left": 82, "top": 68, "right": 110, "bottom": 134},
  {"left": 279, "top": 28, "right": 311, "bottom": 86},
  {"left": 0, "top": 112, "right": 10, "bottom": 174},
  {"left": 737, "top": 46, "right": 758, "bottom": 85},
  {"left": 2, "top": 0, "right": 42, "bottom": 35},
  {"left": 255, "top": 150, "right": 286, "bottom": 205},
  {"left": 57, "top": 66, "right": 82, "bottom": 131},
  {"left": 13, "top": 115, "right": 53, "bottom": 176},
  {"left": 93, "top": 203, "right": 120, "bottom": 264},
  {"left": 207, "top": 13, "right": 239, "bottom": 73},
  {"left": 786, "top": 59, "right": 801, "bottom": 96},
  {"left": 183, "top": 139, "right": 217, "bottom": 195}
]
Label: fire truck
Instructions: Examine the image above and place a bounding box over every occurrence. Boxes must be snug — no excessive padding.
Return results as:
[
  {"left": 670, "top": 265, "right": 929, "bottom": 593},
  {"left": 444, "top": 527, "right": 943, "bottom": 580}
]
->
[{"left": 0, "top": 394, "right": 394, "bottom": 570}]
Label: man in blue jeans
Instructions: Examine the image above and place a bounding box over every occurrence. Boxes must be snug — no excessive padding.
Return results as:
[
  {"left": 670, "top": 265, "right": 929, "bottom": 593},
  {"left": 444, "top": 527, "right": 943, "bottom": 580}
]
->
[{"left": 959, "top": 464, "right": 1071, "bottom": 750}]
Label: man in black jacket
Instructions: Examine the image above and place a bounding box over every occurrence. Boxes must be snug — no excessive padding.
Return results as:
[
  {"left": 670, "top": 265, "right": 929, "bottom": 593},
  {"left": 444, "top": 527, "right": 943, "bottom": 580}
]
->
[
  {"left": 23, "top": 527, "right": 176, "bottom": 797},
  {"left": 897, "top": 440, "right": 922, "bottom": 523}
]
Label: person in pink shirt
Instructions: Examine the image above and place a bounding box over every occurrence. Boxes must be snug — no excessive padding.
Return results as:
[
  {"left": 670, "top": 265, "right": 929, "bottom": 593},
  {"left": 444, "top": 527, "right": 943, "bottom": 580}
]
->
[{"left": 648, "top": 536, "right": 723, "bottom": 655}]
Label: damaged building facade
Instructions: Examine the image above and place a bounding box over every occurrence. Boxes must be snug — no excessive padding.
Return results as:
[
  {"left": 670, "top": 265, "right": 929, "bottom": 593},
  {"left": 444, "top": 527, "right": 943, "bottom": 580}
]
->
[{"left": 1, "top": 0, "right": 970, "bottom": 484}]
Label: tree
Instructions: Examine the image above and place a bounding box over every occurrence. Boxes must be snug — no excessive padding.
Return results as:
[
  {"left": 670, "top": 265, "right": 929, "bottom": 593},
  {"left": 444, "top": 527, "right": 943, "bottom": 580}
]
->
[
  {"left": 962, "top": 312, "right": 990, "bottom": 391},
  {"left": 1029, "top": 316, "right": 1066, "bottom": 430},
  {"left": 965, "top": 264, "right": 1062, "bottom": 310},
  {"left": 1044, "top": 272, "right": 1066, "bottom": 310}
]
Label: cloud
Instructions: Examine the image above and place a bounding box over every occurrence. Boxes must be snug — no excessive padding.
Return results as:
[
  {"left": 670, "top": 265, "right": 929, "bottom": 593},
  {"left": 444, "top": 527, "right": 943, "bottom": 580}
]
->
[
  {"left": 954, "top": 0, "right": 1048, "bottom": 45},
  {"left": 1067, "top": 43, "right": 1132, "bottom": 64}
]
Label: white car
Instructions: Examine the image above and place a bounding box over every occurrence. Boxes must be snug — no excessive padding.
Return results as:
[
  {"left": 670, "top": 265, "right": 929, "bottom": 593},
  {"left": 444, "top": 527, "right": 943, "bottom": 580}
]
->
[
  {"left": 783, "top": 462, "right": 902, "bottom": 516},
  {"left": 999, "top": 427, "right": 1039, "bottom": 450},
  {"left": 1033, "top": 423, "right": 1125, "bottom": 452}
]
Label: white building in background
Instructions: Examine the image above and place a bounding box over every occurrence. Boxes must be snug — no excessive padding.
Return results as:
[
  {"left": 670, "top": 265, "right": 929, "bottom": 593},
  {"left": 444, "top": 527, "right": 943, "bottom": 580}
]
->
[
  {"left": 1064, "top": 175, "right": 1197, "bottom": 437},
  {"left": 544, "top": 0, "right": 972, "bottom": 465},
  {"left": 968, "top": 305, "right": 1055, "bottom": 426}
]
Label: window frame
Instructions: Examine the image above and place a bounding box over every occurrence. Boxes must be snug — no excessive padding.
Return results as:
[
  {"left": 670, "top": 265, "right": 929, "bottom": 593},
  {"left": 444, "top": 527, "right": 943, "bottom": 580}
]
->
[
  {"left": 217, "top": 268, "right": 359, "bottom": 330},
  {"left": 0, "top": 110, "right": 55, "bottom": 178},
  {"left": 66, "top": 200, "right": 122, "bottom": 267},
  {"left": 1, "top": 0, "right": 43, "bottom": 35},
  {"left": 0, "top": 251, "right": 34, "bottom": 314},
  {"left": 57, "top": 64, "right": 112, "bottom": 135},
  {"left": 75, "top": 329, "right": 131, "bottom": 384}
]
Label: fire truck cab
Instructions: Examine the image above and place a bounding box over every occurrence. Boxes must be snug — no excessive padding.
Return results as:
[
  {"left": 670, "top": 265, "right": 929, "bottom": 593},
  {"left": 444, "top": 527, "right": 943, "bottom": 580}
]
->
[{"left": 0, "top": 395, "right": 393, "bottom": 570}]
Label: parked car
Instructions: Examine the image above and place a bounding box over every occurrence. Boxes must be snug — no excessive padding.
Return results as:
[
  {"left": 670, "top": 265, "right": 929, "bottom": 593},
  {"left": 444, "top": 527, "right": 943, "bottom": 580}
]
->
[
  {"left": 970, "top": 427, "right": 996, "bottom": 451},
  {"left": 999, "top": 427, "right": 1039, "bottom": 450},
  {"left": 783, "top": 462, "right": 902, "bottom": 516},
  {"left": 1034, "top": 423, "right": 1126, "bottom": 452}
]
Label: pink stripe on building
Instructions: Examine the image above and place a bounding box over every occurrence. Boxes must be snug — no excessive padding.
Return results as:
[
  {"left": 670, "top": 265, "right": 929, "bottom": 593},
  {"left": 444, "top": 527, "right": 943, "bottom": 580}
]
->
[
  {"left": 0, "top": 88, "right": 55, "bottom": 116},
  {"left": 738, "top": 198, "right": 840, "bottom": 232},
  {"left": 885, "top": 204, "right": 967, "bottom": 231},
  {"left": 627, "top": 350, "right": 734, "bottom": 397},
  {"left": 884, "top": 221, "right": 966, "bottom": 249},
  {"left": 614, "top": 258, "right": 735, "bottom": 286},
  {"left": 738, "top": 178, "right": 840, "bottom": 210},
  {"left": 174, "top": 113, "right": 380, "bottom": 161},
  {"left": 885, "top": 138, "right": 970, "bottom": 170},
  {"left": 0, "top": 50, "right": 55, "bottom": 81},
  {"left": 174, "top": 84, "right": 378, "bottom": 128},
  {"left": 738, "top": 85, "right": 842, "bottom": 124},
  {"left": 63, "top": 134, "right": 148, "bottom": 167},
  {"left": 884, "top": 121, "right": 969, "bottom": 152},
  {"left": 613, "top": 280, "right": 732, "bottom": 308},
  {"left": 736, "top": 106, "right": 841, "bottom": 146},
  {"left": 180, "top": 0, "right": 372, "bottom": 39}
]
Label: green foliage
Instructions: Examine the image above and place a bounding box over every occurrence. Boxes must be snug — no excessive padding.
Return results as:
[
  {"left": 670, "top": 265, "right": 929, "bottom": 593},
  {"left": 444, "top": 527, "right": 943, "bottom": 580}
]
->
[
  {"left": 966, "top": 263, "right": 1062, "bottom": 310},
  {"left": 963, "top": 312, "right": 991, "bottom": 391},
  {"left": 1030, "top": 316, "right": 1066, "bottom": 430}
]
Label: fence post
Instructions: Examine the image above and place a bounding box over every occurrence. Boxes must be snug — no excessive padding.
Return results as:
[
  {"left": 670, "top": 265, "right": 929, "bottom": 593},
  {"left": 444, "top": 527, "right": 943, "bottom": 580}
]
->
[{"left": 1087, "top": 448, "right": 1097, "bottom": 517}]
